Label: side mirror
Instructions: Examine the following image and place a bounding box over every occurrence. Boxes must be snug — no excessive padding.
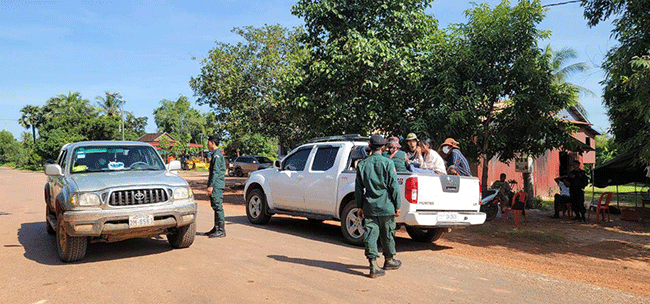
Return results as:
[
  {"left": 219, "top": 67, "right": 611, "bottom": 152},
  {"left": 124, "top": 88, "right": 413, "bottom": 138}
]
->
[
  {"left": 274, "top": 160, "right": 281, "bottom": 170},
  {"left": 45, "top": 164, "right": 63, "bottom": 176},
  {"left": 167, "top": 160, "right": 181, "bottom": 171}
]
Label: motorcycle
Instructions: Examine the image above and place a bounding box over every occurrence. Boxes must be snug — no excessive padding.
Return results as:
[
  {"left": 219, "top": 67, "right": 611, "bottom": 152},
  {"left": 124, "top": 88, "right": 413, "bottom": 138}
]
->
[{"left": 480, "top": 189, "right": 503, "bottom": 221}]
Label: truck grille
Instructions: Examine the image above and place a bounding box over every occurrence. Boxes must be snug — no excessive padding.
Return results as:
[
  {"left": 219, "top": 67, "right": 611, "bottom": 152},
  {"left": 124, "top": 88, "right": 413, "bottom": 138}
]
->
[{"left": 108, "top": 189, "right": 169, "bottom": 206}]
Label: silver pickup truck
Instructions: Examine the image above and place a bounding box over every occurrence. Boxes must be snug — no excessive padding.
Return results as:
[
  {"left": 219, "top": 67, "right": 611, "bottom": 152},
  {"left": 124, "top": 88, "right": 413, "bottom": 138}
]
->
[{"left": 44, "top": 141, "right": 197, "bottom": 262}]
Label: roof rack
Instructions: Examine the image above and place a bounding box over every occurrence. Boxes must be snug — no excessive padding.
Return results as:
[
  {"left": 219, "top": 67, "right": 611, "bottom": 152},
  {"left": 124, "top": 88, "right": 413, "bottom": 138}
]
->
[{"left": 308, "top": 134, "right": 370, "bottom": 143}]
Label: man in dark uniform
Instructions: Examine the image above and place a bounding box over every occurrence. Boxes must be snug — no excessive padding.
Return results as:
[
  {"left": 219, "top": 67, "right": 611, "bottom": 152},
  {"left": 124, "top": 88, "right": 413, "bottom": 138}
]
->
[
  {"left": 205, "top": 135, "right": 227, "bottom": 238},
  {"left": 568, "top": 160, "right": 588, "bottom": 222},
  {"left": 355, "top": 135, "right": 402, "bottom": 278}
]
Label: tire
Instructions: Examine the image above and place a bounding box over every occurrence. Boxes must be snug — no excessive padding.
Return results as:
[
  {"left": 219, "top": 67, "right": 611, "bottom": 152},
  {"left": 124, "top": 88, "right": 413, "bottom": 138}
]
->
[
  {"left": 56, "top": 211, "right": 88, "bottom": 262},
  {"left": 340, "top": 200, "right": 364, "bottom": 246},
  {"left": 481, "top": 203, "right": 498, "bottom": 221},
  {"left": 246, "top": 189, "right": 272, "bottom": 224},
  {"left": 45, "top": 205, "right": 55, "bottom": 235},
  {"left": 167, "top": 221, "right": 196, "bottom": 249},
  {"left": 406, "top": 227, "right": 445, "bottom": 243},
  {"left": 236, "top": 168, "right": 243, "bottom": 177}
]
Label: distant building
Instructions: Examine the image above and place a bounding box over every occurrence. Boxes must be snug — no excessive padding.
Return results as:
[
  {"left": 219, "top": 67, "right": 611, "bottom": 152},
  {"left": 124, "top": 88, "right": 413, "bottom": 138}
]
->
[
  {"left": 477, "top": 106, "right": 599, "bottom": 198},
  {"left": 137, "top": 132, "right": 202, "bottom": 150}
]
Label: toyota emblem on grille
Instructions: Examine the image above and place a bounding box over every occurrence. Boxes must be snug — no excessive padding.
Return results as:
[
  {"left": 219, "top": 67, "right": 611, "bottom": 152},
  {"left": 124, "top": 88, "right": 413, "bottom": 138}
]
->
[{"left": 134, "top": 191, "right": 145, "bottom": 201}]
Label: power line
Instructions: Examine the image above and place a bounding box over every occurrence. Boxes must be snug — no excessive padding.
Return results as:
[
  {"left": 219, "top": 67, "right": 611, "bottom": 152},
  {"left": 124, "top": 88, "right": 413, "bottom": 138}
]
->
[{"left": 543, "top": 0, "right": 581, "bottom": 8}]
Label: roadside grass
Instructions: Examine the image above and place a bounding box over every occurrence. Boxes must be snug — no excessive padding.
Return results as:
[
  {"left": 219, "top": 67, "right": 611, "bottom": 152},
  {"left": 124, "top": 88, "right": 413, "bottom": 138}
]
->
[{"left": 585, "top": 184, "right": 649, "bottom": 208}]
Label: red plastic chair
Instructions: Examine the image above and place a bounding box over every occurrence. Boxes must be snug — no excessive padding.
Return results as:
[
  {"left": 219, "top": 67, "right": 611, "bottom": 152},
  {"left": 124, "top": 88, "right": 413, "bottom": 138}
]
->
[
  {"left": 562, "top": 202, "right": 573, "bottom": 219},
  {"left": 503, "top": 191, "right": 528, "bottom": 226},
  {"left": 587, "top": 192, "right": 614, "bottom": 222}
]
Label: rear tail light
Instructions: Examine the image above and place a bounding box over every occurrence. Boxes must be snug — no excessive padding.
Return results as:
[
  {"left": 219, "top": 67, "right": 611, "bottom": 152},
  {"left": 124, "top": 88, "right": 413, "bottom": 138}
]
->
[{"left": 405, "top": 177, "right": 418, "bottom": 204}]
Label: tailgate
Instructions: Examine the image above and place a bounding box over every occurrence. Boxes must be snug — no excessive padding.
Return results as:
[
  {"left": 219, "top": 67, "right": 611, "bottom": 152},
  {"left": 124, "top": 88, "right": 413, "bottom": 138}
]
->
[{"left": 411, "top": 174, "right": 480, "bottom": 211}]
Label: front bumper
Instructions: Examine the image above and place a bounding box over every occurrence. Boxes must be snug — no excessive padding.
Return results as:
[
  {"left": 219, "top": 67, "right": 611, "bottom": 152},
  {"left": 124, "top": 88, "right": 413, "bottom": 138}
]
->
[
  {"left": 61, "top": 199, "right": 196, "bottom": 237},
  {"left": 402, "top": 211, "right": 486, "bottom": 228}
]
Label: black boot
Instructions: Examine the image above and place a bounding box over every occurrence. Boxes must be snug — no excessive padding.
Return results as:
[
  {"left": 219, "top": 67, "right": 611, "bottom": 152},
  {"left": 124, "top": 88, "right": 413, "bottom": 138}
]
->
[
  {"left": 204, "top": 226, "right": 217, "bottom": 236},
  {"left": 209, "top": 220, "right": 226, "bottom": 238},
  {"left": 368, "top": 259, "right": 385, "bottom": 278},
  {"left": 383, "top": 257, "right": 402, "bottom": 270}
]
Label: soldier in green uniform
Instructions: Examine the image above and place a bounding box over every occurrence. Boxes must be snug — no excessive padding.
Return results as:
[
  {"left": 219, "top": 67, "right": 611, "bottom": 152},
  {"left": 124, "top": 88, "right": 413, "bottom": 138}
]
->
[
  {"left": 355, "top": 135, "right": 402, "bottom": 278},
  {"left": 205, "top": 135, "right": 227, "bottom": 238}
]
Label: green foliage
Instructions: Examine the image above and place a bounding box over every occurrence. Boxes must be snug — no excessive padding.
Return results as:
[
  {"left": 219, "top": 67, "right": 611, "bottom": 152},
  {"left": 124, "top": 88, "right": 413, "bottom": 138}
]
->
[
  {"left": 595, "top": 134, "right": 618, "bottom": 165},
  {"left": 190, "top": 24, "right": 308, "bottom": 149},
  {"left": 581, "top": 0, "right": 650, "bottom": 163},
  {"left": 153, "top": 95, "right": 206, "bottom": 144},
  {"left": 95, "top": 91, "right": 124, "bottom": 117},
  {"left": 290, "top": 0, "right": 437, "bottom": 138},
  {"left": 222, "top": 133, "right": 278, "bottom": 160},
  {"left": 0, "top": 131, "right": 20, "bottom": 164},
  {"left": 22, "top": 91, "right": 148, "bottom": 160}
]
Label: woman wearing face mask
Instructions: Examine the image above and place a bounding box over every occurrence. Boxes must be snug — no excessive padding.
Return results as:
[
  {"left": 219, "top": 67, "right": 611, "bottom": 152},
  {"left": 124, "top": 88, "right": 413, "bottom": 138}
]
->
[
  {"left": 438, "top": 138, "right": 472, "bottom": 176},
  {"left": 412, "top": 138, "right": 446, "bottom": 174}
]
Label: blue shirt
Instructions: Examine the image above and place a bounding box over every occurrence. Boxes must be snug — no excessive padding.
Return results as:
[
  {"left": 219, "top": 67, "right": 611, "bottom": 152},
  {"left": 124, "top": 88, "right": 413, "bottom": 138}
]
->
[{"left": 448, "top": 149, "right": 472, "bottom": 176}]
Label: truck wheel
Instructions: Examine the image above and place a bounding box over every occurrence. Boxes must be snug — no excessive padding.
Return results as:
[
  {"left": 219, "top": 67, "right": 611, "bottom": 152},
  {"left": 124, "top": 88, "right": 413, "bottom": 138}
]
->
[
  {"left": 45, "top": 205, "right": 55, "bottom": 235},
  {"left": 56, "top": 212, "right": 87, "bottom": 262},
  {"left": 167, "top": 221, "right": 196, "bottom": 248},
  {"left": 236, "top": 168, "right": 243, "bottom": 177},
  {"left": 406, "top": 227, "right": 445, "bottom": 243},
  {"left": 341, "top": 200, "right": 364, "bottom": 246},
  {"left": 246, "top": 189, "right": 272, "bottom": 224}
]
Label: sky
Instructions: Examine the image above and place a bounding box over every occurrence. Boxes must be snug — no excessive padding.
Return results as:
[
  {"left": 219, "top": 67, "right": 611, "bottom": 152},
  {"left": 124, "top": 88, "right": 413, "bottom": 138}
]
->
[{"left": 0, "top": 0, "right": 616, "bottom": 140}]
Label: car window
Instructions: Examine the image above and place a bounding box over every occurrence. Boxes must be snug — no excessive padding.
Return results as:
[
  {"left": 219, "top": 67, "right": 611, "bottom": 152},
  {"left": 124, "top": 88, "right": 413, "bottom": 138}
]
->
[
  {"left": 282, "top": 148, "right": 312, "bottom": 171},
  {"left": 234, "top": 157, "right": 243, "bottom": 163},
  {"left": 70, "top": 145, "right": 165, "bottom": 173},
  {"left": 255, "top": 156, "right": 272, "bottom": 163},
  {"left": 58, "top": 150, "right": 68, "bottom": 172},
  {"left": 311, "top": 147, "right": 339, "bottom": 171}
]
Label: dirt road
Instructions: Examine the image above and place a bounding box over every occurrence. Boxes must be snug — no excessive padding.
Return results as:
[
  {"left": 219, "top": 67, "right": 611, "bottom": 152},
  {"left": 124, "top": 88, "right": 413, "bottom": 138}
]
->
[{"left": 1, "top": 168, "right": 648, "bottom": 303}]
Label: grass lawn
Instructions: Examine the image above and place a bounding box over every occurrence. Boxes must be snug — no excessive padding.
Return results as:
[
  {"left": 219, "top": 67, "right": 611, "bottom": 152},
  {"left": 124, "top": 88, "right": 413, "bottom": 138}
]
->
[{"left": 585, "top": 183, "right": 649, "bottom": 208}]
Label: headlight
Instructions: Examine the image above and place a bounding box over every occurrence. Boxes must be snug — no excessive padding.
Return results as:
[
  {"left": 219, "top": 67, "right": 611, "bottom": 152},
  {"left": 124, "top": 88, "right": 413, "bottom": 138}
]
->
[
  {"left": 71, "top": 193, "right": 101, "bottom": 206},
  {"left": 173, "top": 187, "right": 192, "bottom": 200}
]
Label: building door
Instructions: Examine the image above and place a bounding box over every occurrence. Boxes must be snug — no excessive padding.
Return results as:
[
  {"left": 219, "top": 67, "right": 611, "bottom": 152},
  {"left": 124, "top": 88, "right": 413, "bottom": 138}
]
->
[{"left": 559, "top": 151, "right": 569, "bottom": 176}]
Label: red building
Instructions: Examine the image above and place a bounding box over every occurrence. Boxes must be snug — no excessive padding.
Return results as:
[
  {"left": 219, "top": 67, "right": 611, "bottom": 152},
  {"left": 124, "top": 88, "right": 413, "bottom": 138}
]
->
[{"left": 477, "top": 107, "right": 599, "bottom": 198}]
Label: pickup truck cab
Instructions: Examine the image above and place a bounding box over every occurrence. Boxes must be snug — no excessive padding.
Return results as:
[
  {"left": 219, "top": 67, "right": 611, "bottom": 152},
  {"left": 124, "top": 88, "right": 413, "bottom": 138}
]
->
[
  {"left": 244, "top": 135, "right": 486, "bottom": 245},
  {"left": 44, "top": 141, "right": 197, "bottom": 262}
]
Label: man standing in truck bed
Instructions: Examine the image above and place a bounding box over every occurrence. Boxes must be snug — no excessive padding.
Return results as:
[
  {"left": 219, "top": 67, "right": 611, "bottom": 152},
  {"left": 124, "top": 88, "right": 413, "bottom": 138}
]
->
[{"left": 355, "top": 135, "right": 402, "bottom": 278}]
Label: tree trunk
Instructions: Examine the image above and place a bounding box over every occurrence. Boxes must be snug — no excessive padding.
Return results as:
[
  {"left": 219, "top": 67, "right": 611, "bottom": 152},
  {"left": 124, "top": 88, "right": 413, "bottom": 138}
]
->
[
  {"left": 480, "top": 154, "right": 489, "bottom": 194},
  {"left": 31, "top": 126, "right": 36, "bottom": 146}
]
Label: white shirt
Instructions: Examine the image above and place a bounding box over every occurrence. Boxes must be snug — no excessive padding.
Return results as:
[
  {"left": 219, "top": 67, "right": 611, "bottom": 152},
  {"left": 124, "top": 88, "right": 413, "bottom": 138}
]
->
[
  {"left": 418, "top": 149, "right": 446, "bottom": 174},
  {"left": 559, "top": 181, "right": 570, "bottom": 197}
]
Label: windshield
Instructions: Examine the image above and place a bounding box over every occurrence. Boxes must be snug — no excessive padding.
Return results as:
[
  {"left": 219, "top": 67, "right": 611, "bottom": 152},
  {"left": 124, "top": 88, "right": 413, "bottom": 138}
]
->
[
  {"left": 70, "top": 145, "right": 166, "bottom": 173},
  {"left": 255, "top": 156, "right": 272, "bottom": 163}
]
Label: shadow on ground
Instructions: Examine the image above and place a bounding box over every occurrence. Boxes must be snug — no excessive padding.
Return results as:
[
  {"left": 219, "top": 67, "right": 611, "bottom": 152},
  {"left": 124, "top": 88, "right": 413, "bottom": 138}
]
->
[
  {"left": 225, "top": 214, "right": 453, "bottom": 253},
  {"left": 18, "top": 222, "right": 174, "bottom": 265},
  {"left": 268, "top": 254, "right": 366, "bottom": 277},
  {"left": 444, "top": 212, "right": 650, "bottom": 262}
]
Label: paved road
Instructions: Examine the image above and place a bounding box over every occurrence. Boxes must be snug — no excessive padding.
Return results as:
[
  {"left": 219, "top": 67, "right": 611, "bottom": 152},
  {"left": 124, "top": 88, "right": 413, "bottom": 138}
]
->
[{"left": 1, "top": 168, "right": 648, "bottom": 303}]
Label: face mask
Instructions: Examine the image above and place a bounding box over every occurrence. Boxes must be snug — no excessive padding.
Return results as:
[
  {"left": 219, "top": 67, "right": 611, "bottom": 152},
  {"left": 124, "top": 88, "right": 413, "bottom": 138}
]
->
[{"left": 442, "top": 146, "right": 451, "bottom": 154}]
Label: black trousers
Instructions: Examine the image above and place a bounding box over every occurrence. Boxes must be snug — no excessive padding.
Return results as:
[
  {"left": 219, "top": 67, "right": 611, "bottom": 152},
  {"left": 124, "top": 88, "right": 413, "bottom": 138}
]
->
[
  {"left": 570, "top": 189, "right": 586, "bottom": 216},
  {"left": 554, "top": 194, "right": 571, "bottom": 215}
]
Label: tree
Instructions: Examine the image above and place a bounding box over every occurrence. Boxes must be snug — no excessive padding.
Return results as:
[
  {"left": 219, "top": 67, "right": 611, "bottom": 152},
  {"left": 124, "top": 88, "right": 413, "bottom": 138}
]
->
[
  {"left": 595, "top": 134, "right": 618, "bottom": 165},
  {"left": 290, "top": 0, "right": 437, "bottom": 138},
  {"left": 153, "top": 96, "right": 206, "bottom": 145},
  {"left": 581, "top": 0, "right": 650, "bottom": 162},
  {"left": 95, "top": 91, "right": 124, "bottom": 117},
  {"left": 18, "top": 105, "right": 43, "bottom": 146},
  {"left": 190, "top": 24, "right": 309, "bottom": 150},
  {"left": 546, "top": 45, "right": 596, "bottom": 116},
  {"left": 0, "top": 131, "right": 20, "bottom": 164},
  {"left": 421, "top": 0, "right": 576, "bottom": 192}
]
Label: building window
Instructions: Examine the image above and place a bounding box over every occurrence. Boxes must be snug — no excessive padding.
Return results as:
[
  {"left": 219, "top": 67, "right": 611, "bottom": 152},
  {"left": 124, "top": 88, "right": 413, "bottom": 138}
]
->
[{"left": 586, "top": 137, "right": 591, "bottom": 147}]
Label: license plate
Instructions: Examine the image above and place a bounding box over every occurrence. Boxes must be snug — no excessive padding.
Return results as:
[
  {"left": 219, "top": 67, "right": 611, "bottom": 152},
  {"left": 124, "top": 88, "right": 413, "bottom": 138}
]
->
[
  {"left": 437, "top": 212, "right": 458, "bottom": 222},
  {"left": 129, "top": 214, "right": 154, "bottom": 228}
]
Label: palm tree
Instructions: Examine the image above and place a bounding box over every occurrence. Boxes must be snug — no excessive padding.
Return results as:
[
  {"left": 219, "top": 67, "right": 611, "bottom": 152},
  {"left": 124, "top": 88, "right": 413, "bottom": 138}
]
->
[
  {"left": 19, "top": 105, "right": 43, "bottom": 146},
  {"left": 546, "top": 45, "right": 596, "bottom": 117},
  {"left": 96, "top": 91, "right": 124, "bottom": 117},
  {"left": 43, "top": 91, "right": 94, "bottom": 122}
]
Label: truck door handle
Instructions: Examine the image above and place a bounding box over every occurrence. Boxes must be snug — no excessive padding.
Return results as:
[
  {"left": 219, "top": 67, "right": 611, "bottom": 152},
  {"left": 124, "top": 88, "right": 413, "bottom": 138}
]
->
[{"left": 297, "top": 175, "right": 304, "bottom": 180}]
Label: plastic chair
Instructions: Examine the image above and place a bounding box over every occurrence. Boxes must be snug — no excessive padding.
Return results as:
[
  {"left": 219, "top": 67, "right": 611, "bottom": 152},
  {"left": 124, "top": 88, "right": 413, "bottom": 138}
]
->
[
  {"left": 587, "top": 192, "right": 614, "bottom": 222},
  {"left": 563, "top": 202, "right": 573, "bottom": 219},
  {"left": 503, "top": 191, "right": 528, "bottom": 226}
]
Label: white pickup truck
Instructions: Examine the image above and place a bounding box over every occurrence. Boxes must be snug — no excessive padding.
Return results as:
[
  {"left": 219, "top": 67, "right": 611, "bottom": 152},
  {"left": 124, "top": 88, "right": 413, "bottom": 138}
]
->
[{"left": 243, "top": 135, "right": 486, "bottom": 245}]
